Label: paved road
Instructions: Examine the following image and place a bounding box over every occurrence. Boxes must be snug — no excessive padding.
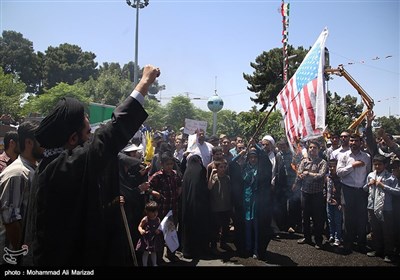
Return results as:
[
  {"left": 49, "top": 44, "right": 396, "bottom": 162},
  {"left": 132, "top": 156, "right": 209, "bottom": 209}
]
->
[{"left": 162, "top": 231, "right": 399, "bottom": 267}]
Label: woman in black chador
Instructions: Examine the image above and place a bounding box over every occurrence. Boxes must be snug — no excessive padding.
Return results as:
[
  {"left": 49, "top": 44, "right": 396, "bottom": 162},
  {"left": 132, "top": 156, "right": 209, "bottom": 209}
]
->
[
  {"left": 181, "top": 155, "right": 210, "bottom": 258},
  {"left": 252, "top": 144, "right": 274, "bottom": 261}
]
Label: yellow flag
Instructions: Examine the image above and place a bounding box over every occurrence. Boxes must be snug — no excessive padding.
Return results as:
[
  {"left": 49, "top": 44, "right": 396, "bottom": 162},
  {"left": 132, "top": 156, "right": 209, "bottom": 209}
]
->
[{"left": 144, "top": 131, "right": 154, "bottom": 164}]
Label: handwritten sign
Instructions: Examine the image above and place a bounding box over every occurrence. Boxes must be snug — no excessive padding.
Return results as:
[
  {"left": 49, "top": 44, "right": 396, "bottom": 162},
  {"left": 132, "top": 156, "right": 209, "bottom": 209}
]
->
[
  {"left": 184, "top": 118, "right": 207, "bottom": 135},
  {"left": 160, "top": 210, "right": 179, "bottom": 253}
]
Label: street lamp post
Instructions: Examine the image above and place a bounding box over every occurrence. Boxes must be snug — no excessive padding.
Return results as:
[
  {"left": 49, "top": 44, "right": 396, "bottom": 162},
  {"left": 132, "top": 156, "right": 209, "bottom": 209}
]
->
[{"left": 126, "top": 0, "right": 149, "bottom": 87}]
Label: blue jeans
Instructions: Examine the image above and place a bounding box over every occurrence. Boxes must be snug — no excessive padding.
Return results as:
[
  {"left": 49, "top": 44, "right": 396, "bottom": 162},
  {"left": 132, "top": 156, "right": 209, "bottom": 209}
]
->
[{"left": 327, "top": 203, "right": 343, "bottom": 241}]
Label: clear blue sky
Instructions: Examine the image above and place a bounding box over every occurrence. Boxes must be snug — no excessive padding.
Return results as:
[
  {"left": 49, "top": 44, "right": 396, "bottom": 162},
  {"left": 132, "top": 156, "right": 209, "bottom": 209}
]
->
[{"left": 1, "top": 0, "right": 399, "bottom": 118}]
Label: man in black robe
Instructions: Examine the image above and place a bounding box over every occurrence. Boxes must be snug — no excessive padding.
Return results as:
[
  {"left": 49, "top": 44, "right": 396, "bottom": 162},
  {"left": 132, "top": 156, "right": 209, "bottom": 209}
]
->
[{"left": 23, "top": 65, "right": 160, "bottom": 266}]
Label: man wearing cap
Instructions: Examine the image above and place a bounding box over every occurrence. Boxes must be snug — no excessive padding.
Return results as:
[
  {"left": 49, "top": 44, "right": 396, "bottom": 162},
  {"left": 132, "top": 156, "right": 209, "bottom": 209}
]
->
[{"left": 24, "top": 65, "right": 160, "bottom": 266}]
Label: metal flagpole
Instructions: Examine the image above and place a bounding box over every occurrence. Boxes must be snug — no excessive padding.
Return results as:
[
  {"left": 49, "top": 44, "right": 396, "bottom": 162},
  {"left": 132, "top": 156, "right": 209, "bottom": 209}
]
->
[
  {"left": 282, "top": 0, "right": 290, "bottom": 85},
  {"left": 250, "top": 1, "right": 289, "bottom": 142}
]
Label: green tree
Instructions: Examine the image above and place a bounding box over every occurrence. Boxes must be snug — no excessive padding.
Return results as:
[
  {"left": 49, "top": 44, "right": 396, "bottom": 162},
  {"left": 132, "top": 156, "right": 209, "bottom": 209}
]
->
[
  {"left": 164, "top": 95, "right": 197, "bottom": 132},
  {"left": 0, "top": 30, "right": 40, "bottom": 93},
  {"left": 143, "top": 99, "right": 167, "bottom": 130},
  {"left": 230, "top": 106, "right": 285, "bottom": 142},
  {"left": 235, "top": 107, "right": 265, "bottom": 140},
  {"left": 122, "top": 61, "right": 136, "bottom": 82},
  {"left": 260, "top": 110, "right": 285, "bottom": 141},
  {"left": 85, "top": 62, "right": 165, "bottom": 106},
  {"left": 376, "top": 116, "right": 400, "bottom": 135},
  {"left": 42, "top": 43, "right": 98, "bottom": 89},
  {"left": 22, "top": 83, "right": 90, "bottom": 117},
  {"left": 325, "top": 91, "right": 363, "bottom": 134},
  {"left": 0, "top": 68, "right": 26, "bottom": 120},
  {"left": 215, "top": 110, "right": 240, "bottom": 138},
  {"left": 243, "top": 45, "right": 307, "bottom": 111},
  {"left": 83, "top": 63, "right": 131, "bottom": 105}
]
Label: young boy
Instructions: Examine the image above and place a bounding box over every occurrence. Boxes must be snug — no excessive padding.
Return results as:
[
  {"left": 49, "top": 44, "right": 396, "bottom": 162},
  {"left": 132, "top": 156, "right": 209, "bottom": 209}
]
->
[
  {"left": 149, "top": 151, "right": 182, "bottom": 261},
  {"left": 363, "top": 154, "right": 400, "bottom": 263},
  {"left": 208, "top": 159, "right": 233, "bottom": 254},
  {"left": 326, "top": 159, "right": 343, "bottom": 246}
]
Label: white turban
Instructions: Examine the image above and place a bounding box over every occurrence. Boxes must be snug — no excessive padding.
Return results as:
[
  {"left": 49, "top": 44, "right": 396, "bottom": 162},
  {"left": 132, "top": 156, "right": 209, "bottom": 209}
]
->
[{"left": 262, "top": 135, "right": 275, "bottom": 146}]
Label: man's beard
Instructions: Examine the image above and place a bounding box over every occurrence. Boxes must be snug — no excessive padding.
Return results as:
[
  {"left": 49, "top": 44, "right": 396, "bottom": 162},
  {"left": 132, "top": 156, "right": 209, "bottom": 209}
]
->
[{"left": 33, "top": 148, "right": 44, "bottom": 160}]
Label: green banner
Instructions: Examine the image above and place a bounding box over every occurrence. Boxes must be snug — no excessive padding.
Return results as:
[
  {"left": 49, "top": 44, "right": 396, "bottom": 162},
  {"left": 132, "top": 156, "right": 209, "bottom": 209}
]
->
[{"left": 89, "top": 102, "right": 115, "bottom": 125}]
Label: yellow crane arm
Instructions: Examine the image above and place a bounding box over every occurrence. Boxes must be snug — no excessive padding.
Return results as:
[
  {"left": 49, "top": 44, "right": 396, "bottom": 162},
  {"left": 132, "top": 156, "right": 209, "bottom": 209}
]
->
[{"left": 325, "top": 64, "right": 374, "bottom": 131}]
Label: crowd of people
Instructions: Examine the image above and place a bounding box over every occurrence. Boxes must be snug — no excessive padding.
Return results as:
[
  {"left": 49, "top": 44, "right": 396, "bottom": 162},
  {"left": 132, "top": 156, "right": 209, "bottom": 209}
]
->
[{"left": 0, "top": 65, "right": 399, "bottom": 267}]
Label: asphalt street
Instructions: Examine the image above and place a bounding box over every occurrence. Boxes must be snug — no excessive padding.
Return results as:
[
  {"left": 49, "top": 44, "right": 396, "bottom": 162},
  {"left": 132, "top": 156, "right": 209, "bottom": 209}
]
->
[{"left": 162, "top": 231, "right": 399, "bottom": 267}]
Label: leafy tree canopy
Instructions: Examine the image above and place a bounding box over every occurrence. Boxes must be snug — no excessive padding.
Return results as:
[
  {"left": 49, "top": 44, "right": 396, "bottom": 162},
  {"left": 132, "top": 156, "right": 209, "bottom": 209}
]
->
[
  {"left": 0, "top": 30, "right": 40, "bottom": 93},
  {"left": 243, "top": 45, "right": 307, "bottom": 111},
  {"left": 82, "top": 63, "right": 131, "bottom": 106},
  {"left": 143, "top": 98, "right": 167, "bottom": 130},
  {"left": 375, "top": 116, "right": 400, "bottom": 135},
  {"left": 164, "top": 95, "right": 197, "bottom": 132},
  {"left": 22, "top": 82, "right": 90, "bottom": 117},
  {"left": 214, "top": 109, "right": 240, "bottom": 138},
  {"left": 0, "top": 67, "right": 26, "bottom": 121},
  {"left": 43, "top": 43, "right": 98, "bottom": 89},
  {"left": 325, "top": 91, "right": 364, "bottom": 134}
]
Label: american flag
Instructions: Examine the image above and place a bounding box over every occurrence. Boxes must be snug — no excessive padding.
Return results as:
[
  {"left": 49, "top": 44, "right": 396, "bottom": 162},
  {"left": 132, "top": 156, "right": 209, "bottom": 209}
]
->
[{"left": 277, "top": 28, "right": 328, "bottom": 146}]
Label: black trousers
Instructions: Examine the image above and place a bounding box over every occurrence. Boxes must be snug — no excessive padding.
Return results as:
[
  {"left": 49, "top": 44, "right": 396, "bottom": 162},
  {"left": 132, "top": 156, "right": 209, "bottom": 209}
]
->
[
  {"left": 369, "top": 210, "right": 395, "bottom": 256},
  {"left": 301, "top": 191, "right": 325, "bottom": 244},
  {"left": 342, "top": 184, "right": 368, "bottom": 249}
]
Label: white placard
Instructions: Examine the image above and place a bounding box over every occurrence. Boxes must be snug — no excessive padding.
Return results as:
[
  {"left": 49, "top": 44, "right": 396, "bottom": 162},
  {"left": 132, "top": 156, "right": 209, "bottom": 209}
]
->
[
  {"left": 184, "top": 118, "right": 207, "bottom": 135},
  {"left": 159, "top": 210, "right": 179, "bottom": 253}
]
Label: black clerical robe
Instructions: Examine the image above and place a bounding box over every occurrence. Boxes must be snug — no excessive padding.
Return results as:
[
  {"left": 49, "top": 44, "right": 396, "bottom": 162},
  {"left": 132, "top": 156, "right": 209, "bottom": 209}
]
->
[{"left": 24, "top": 96, "right": 147, "bottom": 266}]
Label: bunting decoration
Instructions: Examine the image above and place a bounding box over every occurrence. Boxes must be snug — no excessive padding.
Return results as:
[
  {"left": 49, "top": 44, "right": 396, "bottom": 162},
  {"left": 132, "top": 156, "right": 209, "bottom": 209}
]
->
[
  {"left": 281, "top": 1, "right": 290, "bottom": 84},
  {"left": 344, "top": 55, "right": 393, "bottom": 65}
]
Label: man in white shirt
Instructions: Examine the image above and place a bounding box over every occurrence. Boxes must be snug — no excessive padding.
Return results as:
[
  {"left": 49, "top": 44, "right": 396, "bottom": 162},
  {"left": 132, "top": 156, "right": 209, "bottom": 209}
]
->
[
  {"left": 189, "top": 129, "right": 213, "bottom": 168},
  {"left": 337, "top": 133, "right": 371, "bottom": 254}
]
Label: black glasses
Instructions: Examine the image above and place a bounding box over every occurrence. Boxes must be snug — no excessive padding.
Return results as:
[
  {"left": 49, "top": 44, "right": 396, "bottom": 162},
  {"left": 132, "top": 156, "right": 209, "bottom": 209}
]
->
[{"left": 340, "top": 135, "right": 349, "bottom": 138}]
